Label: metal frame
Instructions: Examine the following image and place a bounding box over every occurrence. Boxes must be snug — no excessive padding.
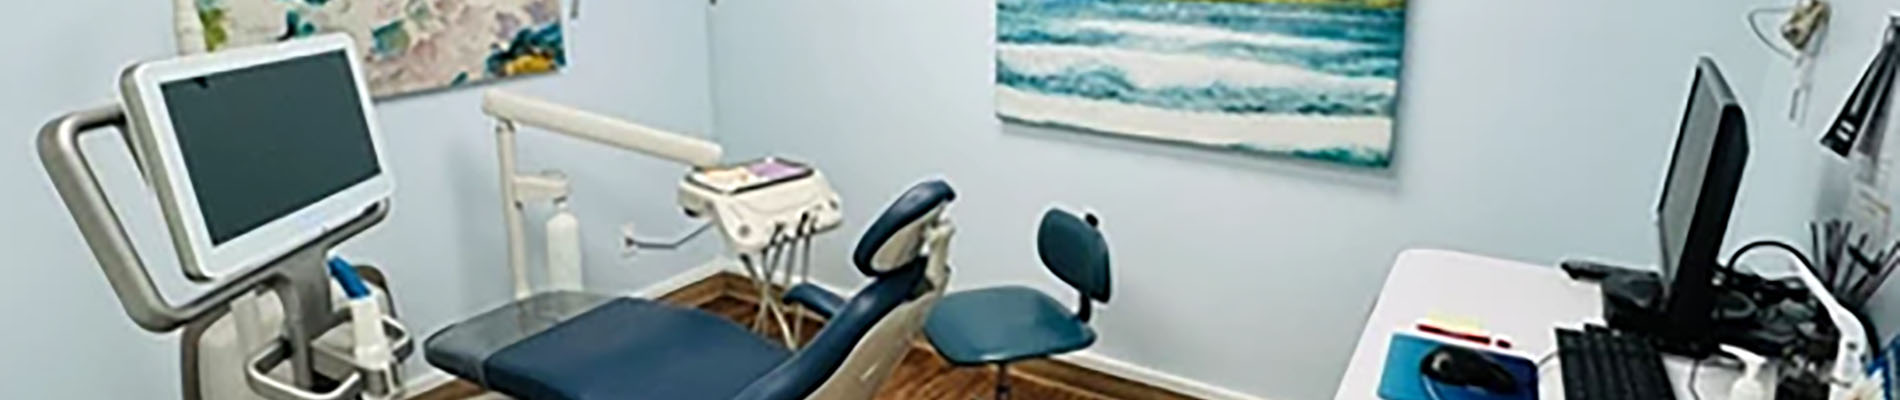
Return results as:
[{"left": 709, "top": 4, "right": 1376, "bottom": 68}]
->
[{"left": 38, "top": 106, "right": 404, "bottom": 399}]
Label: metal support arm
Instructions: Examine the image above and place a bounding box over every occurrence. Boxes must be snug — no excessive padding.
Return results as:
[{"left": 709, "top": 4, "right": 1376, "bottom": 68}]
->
[
  {"left": 39, "top": 105, "right": 394, "bottom": 398},
  {"left": 38, "top": 105, "right": 388, "bottom": 332}
]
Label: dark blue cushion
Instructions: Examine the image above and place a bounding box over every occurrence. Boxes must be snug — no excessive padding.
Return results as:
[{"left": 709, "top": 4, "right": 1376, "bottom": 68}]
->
[
  {"left": 482, "top": 298, "right": 790, "bottom": 400},
  {"left": 852, "top": 180, "right": 955, "bottom": 275},
  {"left": 1039, "top": 209, "right": 1111, "bottom": 302},
  {"left": 731, "top": 260, "right": 928, "bottom": 400},
  {"left": 923, "top": 286, "right": 1097, "bottom": 365},
  {"left": 783, "top": 283, "right": 846, "bottom": 319},
  {"left": 425, "top": 291, "right": 615, "bottom": 386}
]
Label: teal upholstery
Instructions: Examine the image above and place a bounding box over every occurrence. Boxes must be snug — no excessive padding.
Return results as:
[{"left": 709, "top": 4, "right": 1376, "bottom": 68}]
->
[
  {"left": 423, "top": 180, "right": 957, "bottom": 400},
  {"left": 924, "top": 286, "right": 1097, "bottom": 365},
  {"left": 922, "top": 207, "right": 1112, "bottom": 399}
]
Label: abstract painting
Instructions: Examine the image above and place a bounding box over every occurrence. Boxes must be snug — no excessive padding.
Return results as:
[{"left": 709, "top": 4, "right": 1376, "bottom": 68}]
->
[
  {"left": 997, "top": 0, "right": 1407, "bottom": 168},
  {"left": 185, "top": 0, "right": 567, "bottom": 98}
]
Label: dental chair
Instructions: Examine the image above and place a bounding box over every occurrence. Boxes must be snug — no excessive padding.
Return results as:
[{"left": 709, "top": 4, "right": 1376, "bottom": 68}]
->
[{"left": 424, "top": 180, "right": 957, "bottom": 400}]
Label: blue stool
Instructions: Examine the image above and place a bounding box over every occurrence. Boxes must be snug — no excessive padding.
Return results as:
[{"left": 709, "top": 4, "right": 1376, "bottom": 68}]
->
[{"left": 923, "top": 209, "right": 1111, "bottom": 399}]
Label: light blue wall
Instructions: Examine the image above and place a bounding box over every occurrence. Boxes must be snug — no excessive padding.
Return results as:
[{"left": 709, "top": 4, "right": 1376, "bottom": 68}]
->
[
  {"left": 0, "top": 1, "right": 714, "bottom": 397},
  {"left": 6, "top": 0, "right": 1892, "bottom": 398},
  {"left": 708, "top": 0, "right": 1843, "bottom": 398}
]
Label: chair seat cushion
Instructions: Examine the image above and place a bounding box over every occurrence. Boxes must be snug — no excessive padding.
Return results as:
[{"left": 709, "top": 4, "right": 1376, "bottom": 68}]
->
[
  {"left": 425, "top": 291, "right": 616, "bottom": 385},
  {"left": 430, "top": 295, "right": 790, "bottom": 400},
  {"left": 923, "top": 286, "right": 1097, "bottom": 365}
]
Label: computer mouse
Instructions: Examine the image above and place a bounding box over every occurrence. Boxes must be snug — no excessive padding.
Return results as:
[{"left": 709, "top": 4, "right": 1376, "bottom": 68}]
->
[{"left": 1419, "top": 346, "right": 1519, "bottom": 394}]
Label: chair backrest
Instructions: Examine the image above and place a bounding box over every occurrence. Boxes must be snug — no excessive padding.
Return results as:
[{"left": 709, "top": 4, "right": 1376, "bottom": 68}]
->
[
  {"left": 853, "top": 180, "right": 956, "bottom": 274},
  {"left": 733, "top": 180, "right": 956, "bottom": 400},
  {"left": 1039, "top": 209, "right": 1111, "bottom": 304}
]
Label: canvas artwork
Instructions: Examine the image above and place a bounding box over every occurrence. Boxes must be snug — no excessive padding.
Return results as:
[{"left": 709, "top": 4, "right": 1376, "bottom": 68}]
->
[
  {"left": 185, "top": 0, "right": 567, "bottom": 97},
  {"left": 997, "top": 0, "right": 1407, "bottom": 168}
]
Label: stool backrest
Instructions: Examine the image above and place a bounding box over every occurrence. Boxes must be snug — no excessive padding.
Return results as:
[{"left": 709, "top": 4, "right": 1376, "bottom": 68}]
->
[{"left": 1039, "top": 209, "right": 1111, "bottom": 304}]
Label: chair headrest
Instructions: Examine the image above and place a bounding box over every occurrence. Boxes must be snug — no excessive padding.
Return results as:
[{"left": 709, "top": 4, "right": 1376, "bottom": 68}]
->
[
  {"left": 852, "top": 180, "right": 956, "bottom": 276},
  {"left": 1039, "top": 209, "right": 1111, "bottom": 302}
]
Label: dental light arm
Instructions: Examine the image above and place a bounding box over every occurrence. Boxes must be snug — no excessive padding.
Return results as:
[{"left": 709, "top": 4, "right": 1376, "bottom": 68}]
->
[
  {"left": 483, "top": 90, "right": 724, "bottom": 299},
  {"left": 483, "top": 90, "right": 723, "bottom": 167}
]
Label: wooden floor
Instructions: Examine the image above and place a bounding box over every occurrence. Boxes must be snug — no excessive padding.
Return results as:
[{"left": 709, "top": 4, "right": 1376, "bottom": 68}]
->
[
  {"left": 699, "top": 296, "right": 1105, "bottom": 400},
  {"left": 415, "top": 273, "right": 1194, "bottom": 400}
]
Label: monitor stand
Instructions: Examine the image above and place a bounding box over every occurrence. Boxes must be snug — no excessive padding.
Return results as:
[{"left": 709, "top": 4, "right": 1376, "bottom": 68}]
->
[
  {"left": 1594, "top": 269, "right": 1721, "bottom": 358},
  {"left": 39, "top": 105, "right": 410, "bottom": 400}
]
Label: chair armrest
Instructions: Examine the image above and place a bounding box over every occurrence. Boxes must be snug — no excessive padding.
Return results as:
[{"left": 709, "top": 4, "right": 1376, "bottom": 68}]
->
[{"left": 783, "top": 284, "right": 845, "bottom": 319}]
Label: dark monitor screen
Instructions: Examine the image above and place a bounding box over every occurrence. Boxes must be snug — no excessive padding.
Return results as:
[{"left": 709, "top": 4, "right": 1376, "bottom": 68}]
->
[
  {"left": 1659, "top": 63, "right": 1721, "bottom": 282},
  {"left": 161, "top": 51, "right": 382, "bottom": 245},
  {"left": 1652, "top": 57, "right": 1748, "bottom": 352}
]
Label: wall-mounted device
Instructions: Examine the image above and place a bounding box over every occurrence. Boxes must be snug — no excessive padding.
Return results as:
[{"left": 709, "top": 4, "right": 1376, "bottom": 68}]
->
[
  {"left": 1824, "top": 16, "right": 1900, "bottom": 253},
  {"left": 1780, "top": 1, "right": 1830, "bottom": 51},
  {"left": 1748, "top": 0, "right": 1830, "bottom": 121}
]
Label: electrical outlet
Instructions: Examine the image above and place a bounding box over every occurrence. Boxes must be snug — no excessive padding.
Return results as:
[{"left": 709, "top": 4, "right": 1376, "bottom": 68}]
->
[{"left": 620, "top": 222, "right": 640, "bottom": 259}]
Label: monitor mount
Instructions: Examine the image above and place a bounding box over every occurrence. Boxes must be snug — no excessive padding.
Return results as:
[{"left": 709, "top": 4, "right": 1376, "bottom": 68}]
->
[{"left": 39, "top": 105, "right": 411, "bottom": 400}]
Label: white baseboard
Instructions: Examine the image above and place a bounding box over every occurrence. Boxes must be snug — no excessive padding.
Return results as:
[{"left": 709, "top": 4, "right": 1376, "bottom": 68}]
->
[{"left": 1054, "top": 351, "right": 1268, "bottom": 400}]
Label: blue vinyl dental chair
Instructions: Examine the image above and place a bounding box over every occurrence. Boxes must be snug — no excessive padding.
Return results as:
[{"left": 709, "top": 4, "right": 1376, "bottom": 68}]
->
[
  {"left": 923, "top": 208, "right": 1110, "bottom": 400},
  {"left": 424, "top": 180, "right": 958, "bottom": 400}
]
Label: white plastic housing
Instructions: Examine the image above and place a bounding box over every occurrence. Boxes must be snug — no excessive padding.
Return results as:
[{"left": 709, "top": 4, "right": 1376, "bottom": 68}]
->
[
  {"left": 679, "top": 169, "right": 844, "bottom": 254},
  {"left": 482, "top": 90, "right": 723, "bottom": 167},
  {"left": 546, "top": 203, "right": 584, "bottom": 292}
]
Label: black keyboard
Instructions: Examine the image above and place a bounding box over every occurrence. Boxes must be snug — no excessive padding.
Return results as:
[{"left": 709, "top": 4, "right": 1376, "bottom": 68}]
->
[{"left": 1556, "top": 327, "right": 1675, "bottom": 400}]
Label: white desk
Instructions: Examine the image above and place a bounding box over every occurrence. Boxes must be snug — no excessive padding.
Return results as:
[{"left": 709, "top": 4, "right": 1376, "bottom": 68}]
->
[{"left": 1334, "top": 249, "right": 1760, "bottom": 400}]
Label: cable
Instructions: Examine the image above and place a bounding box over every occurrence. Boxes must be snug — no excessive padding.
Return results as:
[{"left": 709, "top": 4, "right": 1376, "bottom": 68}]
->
[
  {"left": 1726, "top": 239, "right": 1817, "bottom": 277},
  {"left": 1689, "top": 358, "right": 1704, "bottom": 400},
  {"left": 1747, "top": 7, "right": 1799, "bottom": 61}
]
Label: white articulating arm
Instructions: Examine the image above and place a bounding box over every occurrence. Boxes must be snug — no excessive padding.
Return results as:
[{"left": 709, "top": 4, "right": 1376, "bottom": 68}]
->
[
  {"left": 484, "top": 90, "right": 724, "bottom": 299},
  {"left": 483, "top": 90, "right": 724, "bottom": 167}
]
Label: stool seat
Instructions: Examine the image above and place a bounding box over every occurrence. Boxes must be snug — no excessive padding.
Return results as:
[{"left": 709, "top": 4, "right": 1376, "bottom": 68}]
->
[{"left": 923, "top": 286, "right": 1096, "bottom": 365}]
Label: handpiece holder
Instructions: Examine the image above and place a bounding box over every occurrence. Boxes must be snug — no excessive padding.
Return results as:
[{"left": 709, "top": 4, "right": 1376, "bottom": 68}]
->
[
  {"left": 247, "top": 315, "right": 413, "bottom": 400},
  {"left": 38, "top": 105, "right": 405, "bottom": 399}
]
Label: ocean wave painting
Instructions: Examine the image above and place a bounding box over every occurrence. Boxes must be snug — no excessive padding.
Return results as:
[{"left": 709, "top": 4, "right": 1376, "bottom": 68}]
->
[{"left": 996, "top": 0, "right": 1407, "bottom": 168}]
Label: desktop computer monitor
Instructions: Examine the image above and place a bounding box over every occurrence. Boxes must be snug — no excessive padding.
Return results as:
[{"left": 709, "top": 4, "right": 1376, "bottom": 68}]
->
[
  {"left": 1651, "top": 56, "right": 1749, "bottom": 353},
  {"left": 119, "top": 34, "right": 393, "bottom": 282}
]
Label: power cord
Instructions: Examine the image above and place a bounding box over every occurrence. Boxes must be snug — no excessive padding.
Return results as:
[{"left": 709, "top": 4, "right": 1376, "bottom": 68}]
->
[
  {"left": 1746, "top": 6, "right": 1801, "bottom": 60},
  {"left": 1689, "top": 358, "right": 1704, "bottom": 400},
  {"left": 1725, "top": 239, "right": 1815, "bottom": 275}
]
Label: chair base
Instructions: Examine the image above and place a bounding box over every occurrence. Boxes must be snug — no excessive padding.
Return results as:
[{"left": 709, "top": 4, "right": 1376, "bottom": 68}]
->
[{"left": 994, "top": 363, "right": 1012, "bottom": 400}]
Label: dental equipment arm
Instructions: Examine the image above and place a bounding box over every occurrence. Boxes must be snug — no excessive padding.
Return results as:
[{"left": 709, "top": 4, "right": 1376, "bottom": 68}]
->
[
  {"left": 483, "top": 90, "right": 722, "bottom": 167},
  {"left": 482, "top": 90, "right": 724, "bottom": 298}
]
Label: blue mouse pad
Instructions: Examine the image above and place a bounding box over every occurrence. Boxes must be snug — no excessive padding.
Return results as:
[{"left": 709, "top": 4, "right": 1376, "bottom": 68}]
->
[{"left": 1377, "top": 331, "right": 1537, "bottom": 400}]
